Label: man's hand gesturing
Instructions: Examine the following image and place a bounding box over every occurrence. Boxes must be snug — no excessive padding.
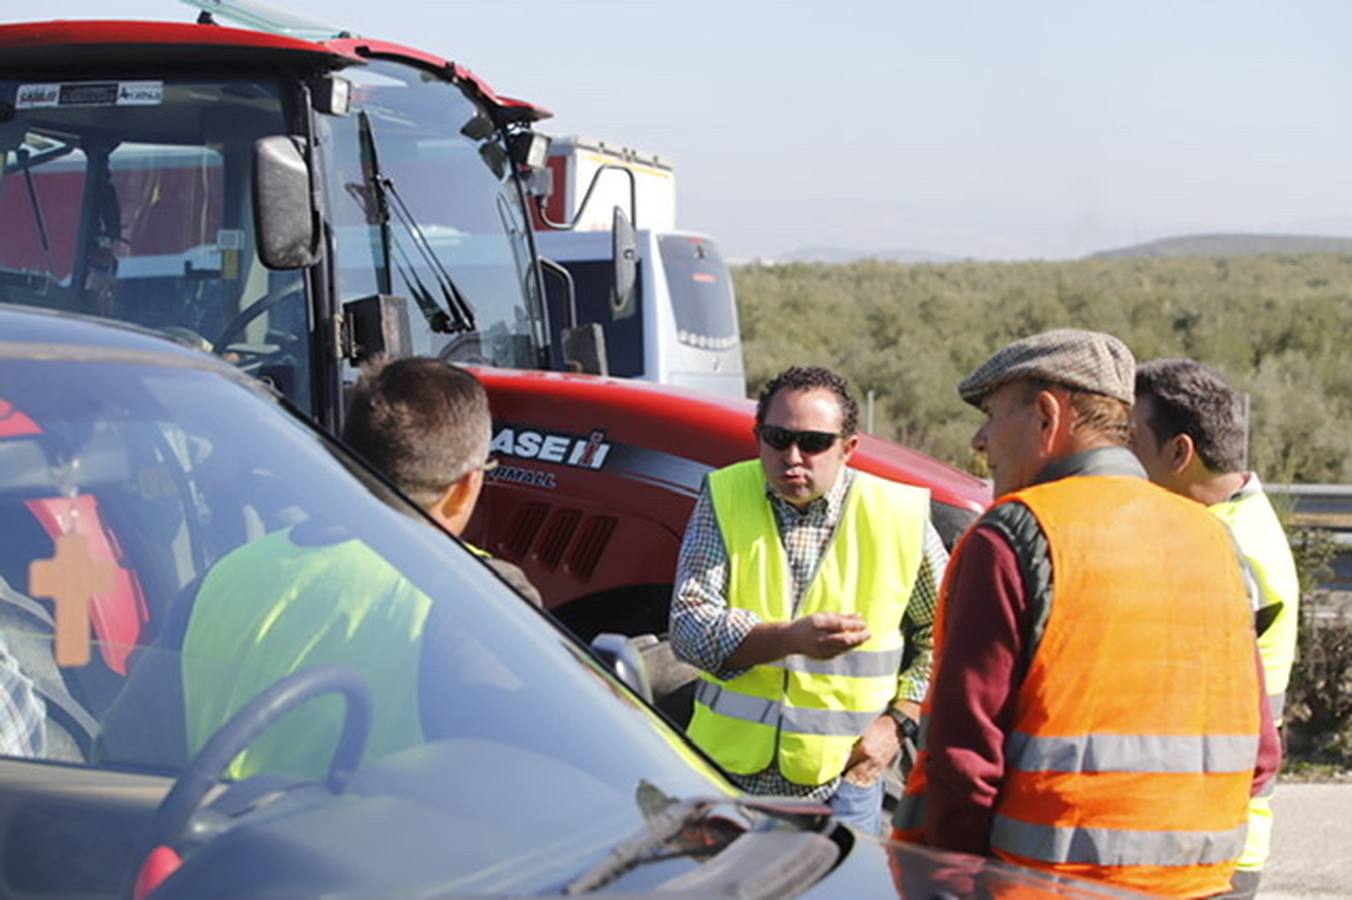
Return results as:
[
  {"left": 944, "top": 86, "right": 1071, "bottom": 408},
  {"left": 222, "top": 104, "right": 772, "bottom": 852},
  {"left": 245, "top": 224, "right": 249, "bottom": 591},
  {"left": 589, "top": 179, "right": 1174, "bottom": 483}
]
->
[{"left": 787, "top": 612, "right": 871, "bottom": 659}]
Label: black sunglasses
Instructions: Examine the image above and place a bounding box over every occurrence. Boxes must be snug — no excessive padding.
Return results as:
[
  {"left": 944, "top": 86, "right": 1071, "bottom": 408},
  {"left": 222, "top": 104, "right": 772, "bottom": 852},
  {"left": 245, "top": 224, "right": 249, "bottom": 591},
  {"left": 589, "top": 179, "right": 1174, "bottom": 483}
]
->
[{"left": 757, "top": 424, "right": 843, "bottom": 454}]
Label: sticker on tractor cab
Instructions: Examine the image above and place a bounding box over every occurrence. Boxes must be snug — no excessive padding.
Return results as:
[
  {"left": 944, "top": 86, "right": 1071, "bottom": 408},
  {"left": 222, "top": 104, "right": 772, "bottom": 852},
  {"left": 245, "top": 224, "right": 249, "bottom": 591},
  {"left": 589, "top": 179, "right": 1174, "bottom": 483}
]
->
[
  {"left": 16, "top": 81, "right": 164, "bottom": 110},
  {"left": 490, "top": 427, "right": 611, "bottom": 470}
]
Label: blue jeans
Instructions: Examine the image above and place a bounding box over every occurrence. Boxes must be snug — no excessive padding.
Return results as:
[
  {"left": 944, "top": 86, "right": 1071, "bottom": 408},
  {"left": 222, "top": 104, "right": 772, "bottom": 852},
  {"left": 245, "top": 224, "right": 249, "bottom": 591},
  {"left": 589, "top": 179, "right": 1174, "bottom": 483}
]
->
[{"left": 828, "top": 777, "right": 884, "bottom": 835}]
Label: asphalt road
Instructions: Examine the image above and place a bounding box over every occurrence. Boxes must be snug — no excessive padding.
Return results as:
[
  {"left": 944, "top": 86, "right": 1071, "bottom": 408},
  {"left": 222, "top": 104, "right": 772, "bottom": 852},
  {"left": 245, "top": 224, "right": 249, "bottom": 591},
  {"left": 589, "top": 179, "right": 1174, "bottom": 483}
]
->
[{"left": 1260, "top": 782, "right": 1352, "bottom": 898}]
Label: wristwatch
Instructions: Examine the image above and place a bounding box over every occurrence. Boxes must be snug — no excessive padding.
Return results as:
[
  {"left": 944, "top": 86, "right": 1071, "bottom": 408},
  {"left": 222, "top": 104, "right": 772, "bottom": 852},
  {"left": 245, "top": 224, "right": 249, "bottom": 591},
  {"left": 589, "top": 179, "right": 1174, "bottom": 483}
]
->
[{"left": 885, "top": 705, "right": 920, "bottom": 744}]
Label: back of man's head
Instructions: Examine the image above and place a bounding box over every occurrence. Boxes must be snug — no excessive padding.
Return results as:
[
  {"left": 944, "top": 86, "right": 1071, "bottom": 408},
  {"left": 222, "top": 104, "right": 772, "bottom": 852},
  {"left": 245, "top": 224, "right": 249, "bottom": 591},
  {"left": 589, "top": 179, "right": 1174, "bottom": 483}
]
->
[
  {"left": 1135, "top": 358, "right": 1246, "bottom": 474},
  {"left": 960, "top": 328, "right": 1136, "bottom": 447},
  {"left": 342, "top": 357, "right": 491, "bottom": 509}
]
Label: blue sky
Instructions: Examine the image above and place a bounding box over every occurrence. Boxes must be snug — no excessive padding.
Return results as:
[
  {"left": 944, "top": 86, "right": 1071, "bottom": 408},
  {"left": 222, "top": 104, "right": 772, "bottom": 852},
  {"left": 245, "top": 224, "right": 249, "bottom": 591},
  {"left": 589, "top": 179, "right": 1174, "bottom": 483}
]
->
[{"left": 8, "top": 1, "right": 1351, "bottom": 260}]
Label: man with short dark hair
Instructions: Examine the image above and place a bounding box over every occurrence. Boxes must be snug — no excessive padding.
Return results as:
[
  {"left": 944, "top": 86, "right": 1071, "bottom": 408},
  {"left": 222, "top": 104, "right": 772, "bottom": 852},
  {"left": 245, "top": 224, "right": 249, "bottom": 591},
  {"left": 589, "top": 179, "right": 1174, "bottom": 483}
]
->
[
  {"left": 343, "top": 358, "right": 491, "bottom": 527},
  {"left": 97, "top": 358, "right": 536, "bottom": 778},
  {"left": 671, "top": 365, "right": 946, "bottom": 835},
  {"left": 342, "top": 357, "right": 540, "bottom": 603},
  {"left": 1133, "top": 358, "right": 1299, "bottom": 898},
  {"left": 892, "top": 329, "right": 1281, "bottom": 897}
]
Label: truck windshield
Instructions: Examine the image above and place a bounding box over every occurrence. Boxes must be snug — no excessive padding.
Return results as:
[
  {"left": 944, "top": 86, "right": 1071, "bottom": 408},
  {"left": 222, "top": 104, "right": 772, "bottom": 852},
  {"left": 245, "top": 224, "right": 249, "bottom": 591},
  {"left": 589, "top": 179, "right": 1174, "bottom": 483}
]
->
[
  {"left": 319, "top": 59, "right": 543, "bottom": 375},
  {"left": 0, "top": 78, "right": 310, "bottom": 409},
  {"left": 658, "top": 234, "right": 739, "bottom": 350}
]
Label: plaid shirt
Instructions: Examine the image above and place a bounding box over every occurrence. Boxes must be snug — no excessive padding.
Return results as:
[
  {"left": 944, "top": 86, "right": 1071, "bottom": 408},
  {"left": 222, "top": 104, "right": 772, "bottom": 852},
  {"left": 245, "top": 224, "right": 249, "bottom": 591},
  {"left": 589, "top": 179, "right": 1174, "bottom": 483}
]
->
[
  {"left": 671, "top": 467, "right": 947, "bottom": 798},
  {"left": 0, "top": 632, "right": 46, "bottom": 759}
]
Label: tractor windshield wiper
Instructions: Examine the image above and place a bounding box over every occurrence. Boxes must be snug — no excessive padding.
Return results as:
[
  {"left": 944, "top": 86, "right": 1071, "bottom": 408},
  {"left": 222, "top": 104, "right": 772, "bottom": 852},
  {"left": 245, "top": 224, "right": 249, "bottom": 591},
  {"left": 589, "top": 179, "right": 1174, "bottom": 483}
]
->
[
  {"left": 13, "top": 147, "right": 58, "bottom": 281},
  {"left": 355, "top": 111, "right": 476, "bottom": 334}
]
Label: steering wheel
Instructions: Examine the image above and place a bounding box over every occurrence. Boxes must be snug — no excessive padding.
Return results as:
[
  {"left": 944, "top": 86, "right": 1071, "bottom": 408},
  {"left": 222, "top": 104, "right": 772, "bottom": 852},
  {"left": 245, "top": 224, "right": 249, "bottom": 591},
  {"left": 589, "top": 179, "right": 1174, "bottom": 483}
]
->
[
  {"left": 125, "top": 666, "right": 372, "bottom": 897},
  {"left": 211, "top": 283, "right": 304, "bottom": 355}
]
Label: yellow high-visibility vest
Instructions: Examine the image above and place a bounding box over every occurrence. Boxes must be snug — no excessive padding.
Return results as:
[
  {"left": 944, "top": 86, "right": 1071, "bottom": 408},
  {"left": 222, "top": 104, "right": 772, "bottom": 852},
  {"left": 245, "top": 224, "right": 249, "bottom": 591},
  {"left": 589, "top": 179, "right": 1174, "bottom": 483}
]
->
[
  {"left": 686, "top": 460, "right": 928, "bottom": 786},
  {"left": 1210, "top": 476, "right": 1300, "bottom": 874},
  {"left": 182, "top": 529, "right": 431, "bottom": 779}
]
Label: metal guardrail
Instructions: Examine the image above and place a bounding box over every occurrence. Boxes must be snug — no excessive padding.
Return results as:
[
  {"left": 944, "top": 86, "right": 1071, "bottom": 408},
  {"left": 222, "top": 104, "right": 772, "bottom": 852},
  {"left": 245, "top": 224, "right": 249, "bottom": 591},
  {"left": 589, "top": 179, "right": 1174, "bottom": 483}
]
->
[{"left": 1266, "top": 484, "right": 1352, "bottom": 605}]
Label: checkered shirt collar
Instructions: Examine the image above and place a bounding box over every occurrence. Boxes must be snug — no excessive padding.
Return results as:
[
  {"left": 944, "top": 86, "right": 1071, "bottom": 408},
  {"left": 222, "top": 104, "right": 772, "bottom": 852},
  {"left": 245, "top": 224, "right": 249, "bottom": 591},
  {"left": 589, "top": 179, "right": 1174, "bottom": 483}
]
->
[{"left": 763, "top": 466, "right": 853, "bottom": 524}]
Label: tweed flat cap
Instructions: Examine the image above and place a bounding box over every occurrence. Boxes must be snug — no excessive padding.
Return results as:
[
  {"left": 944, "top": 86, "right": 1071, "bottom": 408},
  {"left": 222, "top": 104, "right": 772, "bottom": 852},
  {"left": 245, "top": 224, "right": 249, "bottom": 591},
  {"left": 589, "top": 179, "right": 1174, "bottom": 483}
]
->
[{"left": 959, "top": 328, "right": 1136, "bottom": 406}]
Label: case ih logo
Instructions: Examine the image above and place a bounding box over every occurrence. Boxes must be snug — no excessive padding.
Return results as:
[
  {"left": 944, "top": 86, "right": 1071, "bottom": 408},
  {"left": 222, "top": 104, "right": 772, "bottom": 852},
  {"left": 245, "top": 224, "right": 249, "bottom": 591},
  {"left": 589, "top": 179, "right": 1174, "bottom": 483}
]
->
[{"left": 490, "top": 427, "right": 611, "bottom": 470}]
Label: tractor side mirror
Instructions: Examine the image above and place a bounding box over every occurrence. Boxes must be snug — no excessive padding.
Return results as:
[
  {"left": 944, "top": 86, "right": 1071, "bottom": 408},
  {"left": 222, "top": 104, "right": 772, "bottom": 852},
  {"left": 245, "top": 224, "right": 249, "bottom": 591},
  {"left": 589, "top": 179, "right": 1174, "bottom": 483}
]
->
[
  {"left": 562, "top": 323, "right": 609, "bottom": 377},
  {"left": 254, "top": 136, "right": 320, "bottom": 270},
  {"left": 342, "top": 294, "right": 413, "bottom": 363}
]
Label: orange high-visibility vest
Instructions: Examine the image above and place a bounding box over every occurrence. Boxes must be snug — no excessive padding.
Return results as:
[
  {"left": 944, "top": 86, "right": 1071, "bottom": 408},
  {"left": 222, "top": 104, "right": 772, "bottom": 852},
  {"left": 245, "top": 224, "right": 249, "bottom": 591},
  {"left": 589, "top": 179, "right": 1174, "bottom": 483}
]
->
[{"left": 896, "top": 476, "right": 1260, "bottom": 898}]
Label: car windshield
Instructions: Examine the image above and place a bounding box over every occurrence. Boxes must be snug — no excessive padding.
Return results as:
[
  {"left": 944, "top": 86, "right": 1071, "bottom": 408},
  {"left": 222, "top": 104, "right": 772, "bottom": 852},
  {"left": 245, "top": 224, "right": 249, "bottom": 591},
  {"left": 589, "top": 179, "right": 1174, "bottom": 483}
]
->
[
  {"left": 0, "top": 77, "right": 311, "bottom": 409},
  {"left": 0, "top": 342, "right": 732, "bottom": 893}
]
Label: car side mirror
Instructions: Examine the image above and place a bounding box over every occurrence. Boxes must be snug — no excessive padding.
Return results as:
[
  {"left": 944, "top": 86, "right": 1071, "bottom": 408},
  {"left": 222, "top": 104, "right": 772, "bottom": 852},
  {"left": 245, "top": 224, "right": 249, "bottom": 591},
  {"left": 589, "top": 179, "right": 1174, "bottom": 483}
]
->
[
  {"left": 254, "top": 136, "right": 320, "bottom": 270},
  {"left": 611, "top": 207, "right": 637, "bottom": 321},
  {"left": 590, "top": 633, "right": 653, "bottom": 703}
]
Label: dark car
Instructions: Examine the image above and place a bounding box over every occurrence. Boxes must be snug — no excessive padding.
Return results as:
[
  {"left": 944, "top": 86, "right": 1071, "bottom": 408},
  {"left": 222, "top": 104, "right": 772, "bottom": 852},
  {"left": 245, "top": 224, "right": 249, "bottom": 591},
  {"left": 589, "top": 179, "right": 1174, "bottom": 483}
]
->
[{"left": 0, "top": 303, "right": 1130, "bottom": 897}]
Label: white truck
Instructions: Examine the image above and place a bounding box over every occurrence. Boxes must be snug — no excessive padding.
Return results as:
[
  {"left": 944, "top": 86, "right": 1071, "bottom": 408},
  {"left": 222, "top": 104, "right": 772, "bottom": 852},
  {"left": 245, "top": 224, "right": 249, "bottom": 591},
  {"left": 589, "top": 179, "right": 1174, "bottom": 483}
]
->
[{"left": 533, "top": 137, "right": 747, "bottom": 398}]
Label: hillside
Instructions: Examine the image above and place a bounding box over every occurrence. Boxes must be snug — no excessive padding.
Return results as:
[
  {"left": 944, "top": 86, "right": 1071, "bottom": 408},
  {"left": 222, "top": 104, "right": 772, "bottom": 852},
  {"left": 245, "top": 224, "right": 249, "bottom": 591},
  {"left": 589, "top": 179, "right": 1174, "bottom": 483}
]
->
[
  {"left": 776, "top": 246, "right": 962, "bottom": 265},
  {"left": 1091, "top": 233, "right": 1352, "bottom": 259},
  {"left": 732, "top": 253, "right": 1352, "bottom": 484}
]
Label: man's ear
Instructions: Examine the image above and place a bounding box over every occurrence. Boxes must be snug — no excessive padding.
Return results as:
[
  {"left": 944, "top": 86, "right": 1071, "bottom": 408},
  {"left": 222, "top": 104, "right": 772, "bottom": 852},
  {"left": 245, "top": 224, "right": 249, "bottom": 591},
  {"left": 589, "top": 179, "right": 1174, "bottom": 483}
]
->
[
  {"left": 1033, "top": 388, "right": 1070, "bottom": 452},
  {"left": 428, "top": 468, "right": 485, "bottom": 535},
  {"left": 446, "top": 468, "right": 484, "bottom": 515},
  {"left": 841, "top": 433, "right": 861, "bottom": 463},
  {"left": 1167, "top": 432, "right": 1196, "bottom": 474}
]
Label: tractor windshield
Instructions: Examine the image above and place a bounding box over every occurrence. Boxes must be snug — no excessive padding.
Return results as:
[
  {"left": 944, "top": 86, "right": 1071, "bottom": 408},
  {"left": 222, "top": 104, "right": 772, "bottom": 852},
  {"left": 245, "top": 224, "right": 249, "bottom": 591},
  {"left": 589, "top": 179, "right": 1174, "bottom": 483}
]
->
[
  {"left": 0, "top": 63, "right": 546, "bottom": 415},
  {"left": 319, "top": 59, "right": 545, "bottom": 378},
  {"left": 0, "top": 78, "right": 312, "bottom": 409}
]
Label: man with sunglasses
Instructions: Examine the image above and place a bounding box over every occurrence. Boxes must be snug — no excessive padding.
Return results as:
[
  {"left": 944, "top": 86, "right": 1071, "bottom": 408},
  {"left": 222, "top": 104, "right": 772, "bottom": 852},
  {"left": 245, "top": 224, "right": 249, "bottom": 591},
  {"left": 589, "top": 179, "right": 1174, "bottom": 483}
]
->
[{"left": 671, "top": 365, "right": 947, "bottom": 835}]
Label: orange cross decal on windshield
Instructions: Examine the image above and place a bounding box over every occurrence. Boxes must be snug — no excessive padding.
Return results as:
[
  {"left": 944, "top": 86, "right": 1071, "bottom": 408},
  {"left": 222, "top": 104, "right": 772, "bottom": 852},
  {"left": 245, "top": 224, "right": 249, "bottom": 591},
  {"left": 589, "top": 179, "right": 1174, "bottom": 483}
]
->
[{"left": 29, "top": 534, "right": 114, "bottom": 668}]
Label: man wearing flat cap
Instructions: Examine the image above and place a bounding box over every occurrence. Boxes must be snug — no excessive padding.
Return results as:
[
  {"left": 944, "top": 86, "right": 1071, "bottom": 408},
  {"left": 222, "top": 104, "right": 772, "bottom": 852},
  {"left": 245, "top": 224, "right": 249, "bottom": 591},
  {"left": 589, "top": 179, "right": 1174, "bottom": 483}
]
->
[{"left": 891, "top": 329, "right": 1281, "bottom": 897}]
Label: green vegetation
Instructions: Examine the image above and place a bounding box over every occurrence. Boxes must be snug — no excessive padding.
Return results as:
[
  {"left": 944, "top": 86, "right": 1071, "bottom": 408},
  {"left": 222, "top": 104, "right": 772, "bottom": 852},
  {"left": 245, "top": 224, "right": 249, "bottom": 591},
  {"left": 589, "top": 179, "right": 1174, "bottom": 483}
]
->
[
  {"left": 1285, "top": 528, "right": 1352, "bottom": 770},
  {"left": 736, "top": 254, "right": 1352, "bottom": 769},
  {"left": 735, "top": 253, "right": 1352, "bottom": 483}
]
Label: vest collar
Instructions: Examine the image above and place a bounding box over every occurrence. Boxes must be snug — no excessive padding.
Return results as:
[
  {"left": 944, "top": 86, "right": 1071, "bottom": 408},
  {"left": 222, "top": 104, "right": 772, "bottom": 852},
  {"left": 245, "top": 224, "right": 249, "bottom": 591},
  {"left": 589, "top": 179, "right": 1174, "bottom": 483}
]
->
[
  {"left": 1032, "top": 446, "right": 1146, "bottom": 486},
  {"left": 1222, "top": 471, "right": 1260, "bottom": 504}
]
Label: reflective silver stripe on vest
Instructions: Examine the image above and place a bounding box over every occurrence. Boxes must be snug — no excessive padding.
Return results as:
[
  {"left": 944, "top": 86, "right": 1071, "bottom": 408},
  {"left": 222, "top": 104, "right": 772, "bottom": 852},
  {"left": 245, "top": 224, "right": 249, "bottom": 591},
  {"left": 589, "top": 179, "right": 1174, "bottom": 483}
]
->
[
  {"left": 694, "top": 680, "right": 880, "bottom": 736},
  {"left": 991, "top": 815, "right": 1247, "bottom": 867},
  {"left": 694, "top": 680, "right": 780, "bottom": 726},
  {"left": 780, "top": 705, "right": 880, "bottom": 736},
  {"left": 1268, "top": 692, "right": 1285, "bottom": 724},
  {"left": 1005, "top": 732, "right": 1260, "bottom": 774},
  {"left": 768, "top": 647, "right": 904, "bottom": 678}
]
